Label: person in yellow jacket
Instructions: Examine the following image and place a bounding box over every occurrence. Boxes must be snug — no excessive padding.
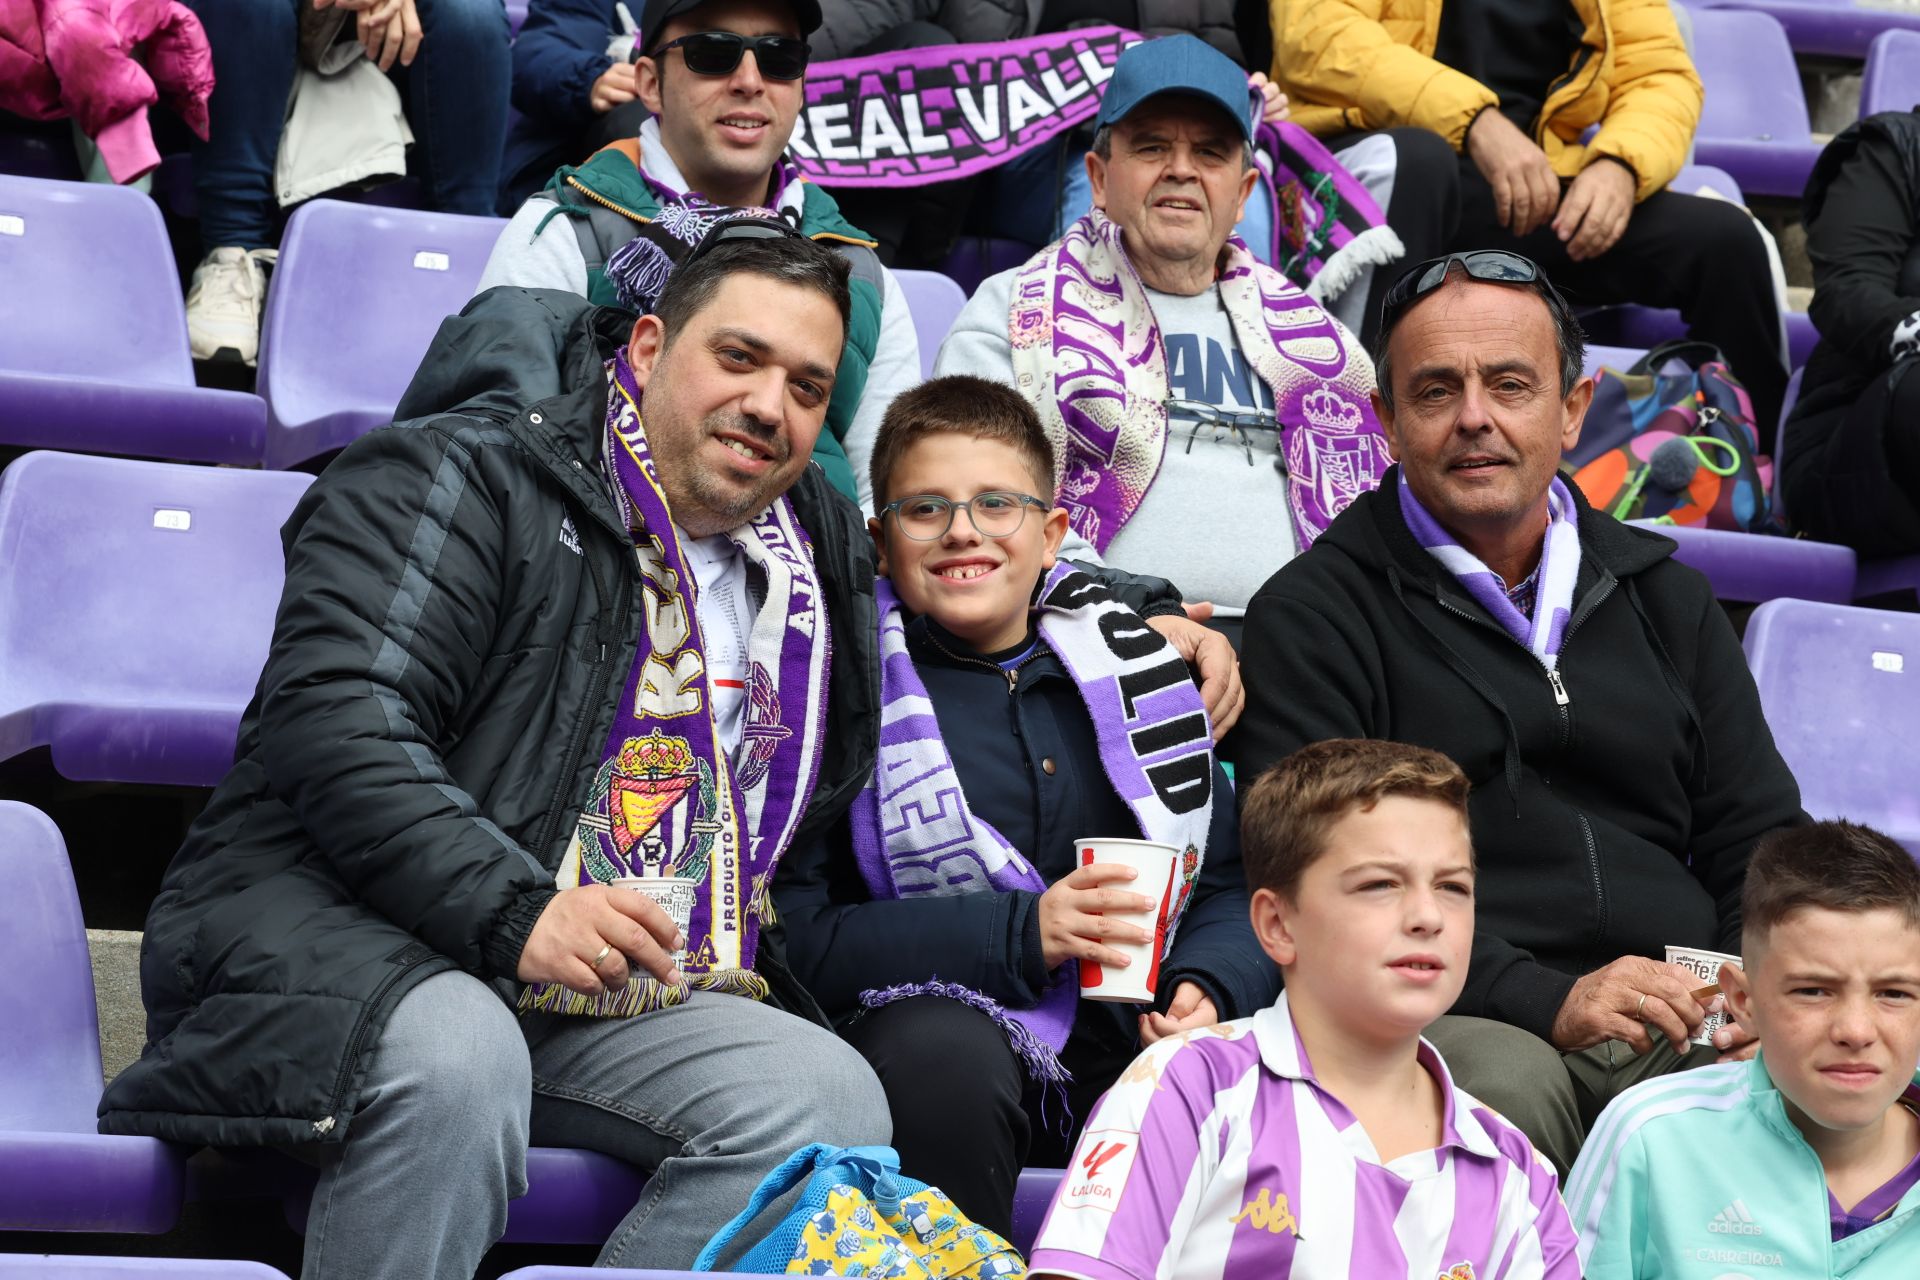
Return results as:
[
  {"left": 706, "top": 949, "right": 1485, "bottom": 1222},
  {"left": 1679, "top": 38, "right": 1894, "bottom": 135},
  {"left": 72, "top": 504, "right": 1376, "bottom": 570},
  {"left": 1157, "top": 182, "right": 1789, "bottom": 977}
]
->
[{"left": 1268, "top": 0, "right": 1787, "bottom": 432}]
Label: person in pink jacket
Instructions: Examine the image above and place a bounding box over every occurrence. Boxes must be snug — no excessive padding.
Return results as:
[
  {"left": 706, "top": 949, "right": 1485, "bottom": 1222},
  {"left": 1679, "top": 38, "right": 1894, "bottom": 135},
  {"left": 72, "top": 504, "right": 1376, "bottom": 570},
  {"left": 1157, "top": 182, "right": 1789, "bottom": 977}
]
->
[{"left": 0, "top": 0, "right": 214, "bottom": 184}]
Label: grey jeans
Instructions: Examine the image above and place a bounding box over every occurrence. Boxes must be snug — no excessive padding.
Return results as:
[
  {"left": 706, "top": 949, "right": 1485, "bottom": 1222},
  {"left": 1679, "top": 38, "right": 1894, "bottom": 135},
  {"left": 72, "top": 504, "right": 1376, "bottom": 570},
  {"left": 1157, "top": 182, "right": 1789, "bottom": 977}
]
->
[
  {"left": 299, "top": 970, "right": 892, "bottom": 1280},
  {"left": 1424, "top": 1015, "right": 1719, "bottom": 1180}
]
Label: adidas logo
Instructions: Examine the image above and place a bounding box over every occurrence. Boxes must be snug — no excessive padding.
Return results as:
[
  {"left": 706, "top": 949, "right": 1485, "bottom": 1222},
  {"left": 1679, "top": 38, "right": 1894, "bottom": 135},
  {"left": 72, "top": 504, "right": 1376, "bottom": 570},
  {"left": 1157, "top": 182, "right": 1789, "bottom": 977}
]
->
[{"left": 1708, "top": 1200, "right": 1763, "bottom": 1236}]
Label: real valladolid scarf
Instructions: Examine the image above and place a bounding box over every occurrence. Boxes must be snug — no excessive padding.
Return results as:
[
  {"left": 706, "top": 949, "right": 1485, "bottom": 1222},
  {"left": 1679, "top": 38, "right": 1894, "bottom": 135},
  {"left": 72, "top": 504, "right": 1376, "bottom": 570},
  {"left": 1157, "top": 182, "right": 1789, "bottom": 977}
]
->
[
  {"left": 1399, "top": 472, "right": 1583, "bottom": 668},
  {"left": 1008, "top": 209, "right": 1393, "bottom": 556},
  {"left": 519, "top": 349, "right": 832, "bottom": 1017},
  {"left": 848, "top": 563, "right": 1215, "bottom": 1082}
]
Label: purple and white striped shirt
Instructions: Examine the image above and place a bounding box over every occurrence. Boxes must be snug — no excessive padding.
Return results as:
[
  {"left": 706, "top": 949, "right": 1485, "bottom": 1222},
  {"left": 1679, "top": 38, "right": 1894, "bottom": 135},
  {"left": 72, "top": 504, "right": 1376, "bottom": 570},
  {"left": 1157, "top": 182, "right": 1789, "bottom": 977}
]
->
[{"left": 1029, "top": 992, "right": 1580, "bottom": 1280}]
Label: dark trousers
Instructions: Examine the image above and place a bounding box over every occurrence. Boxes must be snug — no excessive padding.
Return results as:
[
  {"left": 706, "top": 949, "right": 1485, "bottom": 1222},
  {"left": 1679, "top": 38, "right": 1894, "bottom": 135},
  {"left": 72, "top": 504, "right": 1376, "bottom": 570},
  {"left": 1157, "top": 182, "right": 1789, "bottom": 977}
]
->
[
  {"left": 1343, "top": 126, "right": 1789, "bottom": 434},
  {"left": 185, "top": 0, "right": 511, "bottom": 250},
  {"left": 1782, "top": 360, "right": 1920, "bottom": 555},
  {"left": 840, "top": 996, "right": 1135, "bottom": 1240}
]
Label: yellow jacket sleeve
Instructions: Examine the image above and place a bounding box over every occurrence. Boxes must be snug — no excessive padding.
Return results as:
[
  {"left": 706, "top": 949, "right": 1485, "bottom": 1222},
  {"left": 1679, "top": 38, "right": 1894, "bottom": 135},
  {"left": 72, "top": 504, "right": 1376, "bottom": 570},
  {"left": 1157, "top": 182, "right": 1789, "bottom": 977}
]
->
[
  {"left": 1582, "top": 0, "right": 1703, "bottom": 199},
  {"left": 1269, "top": 0, "right": 1497, "bottom": 147}
]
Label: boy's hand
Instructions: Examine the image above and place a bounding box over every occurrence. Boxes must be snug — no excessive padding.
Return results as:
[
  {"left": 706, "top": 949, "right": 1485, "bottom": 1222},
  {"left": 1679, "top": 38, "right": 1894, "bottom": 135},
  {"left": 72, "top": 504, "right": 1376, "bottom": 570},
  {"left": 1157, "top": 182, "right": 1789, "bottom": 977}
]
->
[
  {"left": 1146, "top": 612, "right": 1244, "bottom": 740},
  {"left": 1039, "top": 863, "right": 1153, "bottom": 971},
  {"left": 1138, "top": 982, "right": 1218, "bottom": 1045},
  {"left": 1550, "top": 956, "right": 1709, "bottom": 1056}
]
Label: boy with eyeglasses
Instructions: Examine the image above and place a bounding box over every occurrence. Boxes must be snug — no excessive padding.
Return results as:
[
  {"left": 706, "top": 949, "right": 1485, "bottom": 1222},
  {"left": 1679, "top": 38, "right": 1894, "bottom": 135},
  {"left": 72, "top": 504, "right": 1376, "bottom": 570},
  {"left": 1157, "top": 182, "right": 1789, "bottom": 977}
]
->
[
  {"left": 478, "top": 0, "right": 924, "bottom": 505},
  {"left": 773, "top": 375, "right": 1276, "bottom": 1240}
]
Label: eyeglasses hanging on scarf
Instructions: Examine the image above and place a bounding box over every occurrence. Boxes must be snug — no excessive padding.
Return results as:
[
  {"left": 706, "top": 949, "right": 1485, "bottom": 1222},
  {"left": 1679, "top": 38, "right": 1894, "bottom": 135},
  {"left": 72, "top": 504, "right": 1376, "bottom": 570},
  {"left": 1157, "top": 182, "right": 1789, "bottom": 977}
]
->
[{"left": 1163, "top": 399, "right": 1289, "bottom": 474}]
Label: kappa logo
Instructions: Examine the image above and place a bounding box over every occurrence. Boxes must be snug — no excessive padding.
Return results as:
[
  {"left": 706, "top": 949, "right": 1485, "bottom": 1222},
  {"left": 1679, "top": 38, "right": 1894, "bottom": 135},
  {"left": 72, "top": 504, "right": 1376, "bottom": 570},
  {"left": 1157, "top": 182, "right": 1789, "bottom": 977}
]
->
[
  {"left": 1708, "top": 1200, "right": 1764, "bottom": 1236},
  {"left": 1228, "top": 1187, "right": 1299, "bottom": 1237},
  {"left": 1060, "top": 1129, "right": 1137, "bottom": 1212}
]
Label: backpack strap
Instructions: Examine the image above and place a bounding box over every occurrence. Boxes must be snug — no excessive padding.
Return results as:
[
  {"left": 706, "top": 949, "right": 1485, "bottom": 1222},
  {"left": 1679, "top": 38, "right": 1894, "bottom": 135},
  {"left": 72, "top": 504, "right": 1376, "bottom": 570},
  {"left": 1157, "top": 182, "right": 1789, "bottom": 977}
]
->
[{"left": 568, "top": 197, "right": 646, "bottom": 279}]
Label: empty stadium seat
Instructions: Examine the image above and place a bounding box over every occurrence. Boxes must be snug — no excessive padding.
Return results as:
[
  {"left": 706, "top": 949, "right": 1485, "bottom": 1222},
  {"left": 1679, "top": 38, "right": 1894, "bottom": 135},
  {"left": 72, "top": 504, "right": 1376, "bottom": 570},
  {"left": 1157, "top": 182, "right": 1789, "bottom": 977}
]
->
[
  {"left": 0, "top": 452, "right": 313, "bottom": 786},
  {"left": 0, "top": 801, "right": 187, "bottom": 1233},
  {"left": 1688, "top": 9, "right": 1823, "bottom": 199},
  {"left": 0, "top": 175, "right": 267, "bottom": 464},
  {"left": 0, "top": 1260, "right": 288, "bottom": 1278},
  {"left": 1862, "top": 28, "right": 1920, "bottom": 115},
  {"left": 1582, "top": 344, "right": 1652, "bottom": 377},
  {"left": 937, "top": 236, "right": 1041, "bottom": 296},
  {"left": 1744, "top": 599, "right": 1920, "bottom": 854},
  {"left": 1682, "top": 0, "right": 1920, "bottom": 60},
  {"left": 893, "top": 269, "right": 968, "bottom": 377},
  {"left": 1629, "top": 520, "right": 1857, "bottom": 602},
  {"left": 256, "top": 200, "right": 505, "bottom": 469}
]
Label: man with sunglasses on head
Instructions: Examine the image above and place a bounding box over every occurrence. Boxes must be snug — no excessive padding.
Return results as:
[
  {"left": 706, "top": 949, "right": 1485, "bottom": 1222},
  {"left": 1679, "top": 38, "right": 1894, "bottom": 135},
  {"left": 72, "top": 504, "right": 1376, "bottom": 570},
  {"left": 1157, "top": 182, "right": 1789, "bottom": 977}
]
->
[
  {"left": 1267, "top": 0, "right": 1789, "bottom": 434},
  {"left": 477, "top": 0, "right": 921, "bottom": 503},
  {"left": 1229, "top": 251, "right": 1806, "bottom": 1178},
  {"left": 936, "top": 34, "right": 1390, "bottom": 641}
]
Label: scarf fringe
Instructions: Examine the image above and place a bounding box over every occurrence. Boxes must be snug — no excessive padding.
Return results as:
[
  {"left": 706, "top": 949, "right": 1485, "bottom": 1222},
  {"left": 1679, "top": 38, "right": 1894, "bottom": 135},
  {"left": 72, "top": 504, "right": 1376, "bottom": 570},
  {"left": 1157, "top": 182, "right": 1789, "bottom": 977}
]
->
[
  {"left": 1305, "top": 224, "right": 1406, "bottom": 305},
  {"left": 860, "top": 980, "right": 1073, "bottom": 1086},
  {"left": 516, "top": 967, "right": 770, "bottom": 1018}
]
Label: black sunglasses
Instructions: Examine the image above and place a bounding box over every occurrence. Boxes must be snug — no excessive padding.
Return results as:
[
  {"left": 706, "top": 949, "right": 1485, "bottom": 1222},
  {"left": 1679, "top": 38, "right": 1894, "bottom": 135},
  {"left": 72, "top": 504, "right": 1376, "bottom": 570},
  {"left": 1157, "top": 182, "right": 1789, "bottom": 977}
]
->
[
  {"left": 1378, "top": 251, "right": 1566, "bottom": 333},
  {"left": 639, "top": 31, "right": 811, "bottom": 81},
  {"left": 681, "top": 214, "right": 806, "bottom": 267}
]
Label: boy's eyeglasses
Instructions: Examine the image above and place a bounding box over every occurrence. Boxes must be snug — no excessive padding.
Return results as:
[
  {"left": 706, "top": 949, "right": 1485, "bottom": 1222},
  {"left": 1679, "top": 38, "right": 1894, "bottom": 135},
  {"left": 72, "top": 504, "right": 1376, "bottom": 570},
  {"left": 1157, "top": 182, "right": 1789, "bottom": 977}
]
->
[
  {"left": 641, "top": 32, "right": 811, "bottom": 81},
  {"left": 876, "top": 491, "right": 1050, "bottom": 541},
  {"left": 1377, "top": 250, "right": 1564, "bottom": 334}
]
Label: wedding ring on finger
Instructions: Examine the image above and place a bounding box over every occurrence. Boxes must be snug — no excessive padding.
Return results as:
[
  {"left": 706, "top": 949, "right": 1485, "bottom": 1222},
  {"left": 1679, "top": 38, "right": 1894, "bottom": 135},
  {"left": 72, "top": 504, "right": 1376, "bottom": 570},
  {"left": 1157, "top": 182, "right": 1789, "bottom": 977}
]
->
[
  {"left": 591, "top": 943, "right": 613, "bottom": 971},
  {"left": 1635, "top": 992, "right": 1649, "bottom": 1020}
]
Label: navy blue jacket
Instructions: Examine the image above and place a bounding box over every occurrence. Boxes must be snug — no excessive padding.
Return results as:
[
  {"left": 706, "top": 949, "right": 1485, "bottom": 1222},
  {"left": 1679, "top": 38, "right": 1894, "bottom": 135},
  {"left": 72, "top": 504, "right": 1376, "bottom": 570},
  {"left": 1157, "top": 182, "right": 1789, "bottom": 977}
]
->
[
  {"left": 775, "top": 613, "right": 1278, "bottom": 1048},
  {"left": 512, "top": 0, "right": 621, "bottom": 130}
]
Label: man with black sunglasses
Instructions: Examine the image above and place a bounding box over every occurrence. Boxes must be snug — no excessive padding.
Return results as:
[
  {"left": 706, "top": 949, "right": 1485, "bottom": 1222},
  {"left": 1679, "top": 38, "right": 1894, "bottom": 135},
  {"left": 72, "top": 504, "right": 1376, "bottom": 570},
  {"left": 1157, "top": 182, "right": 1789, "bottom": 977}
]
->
[
  {"left": 478, "top": 0, "right": 922, "bottom": 505},
  {"left": 1230, "top": 251, "right": 1805, "bottom": 1177}
]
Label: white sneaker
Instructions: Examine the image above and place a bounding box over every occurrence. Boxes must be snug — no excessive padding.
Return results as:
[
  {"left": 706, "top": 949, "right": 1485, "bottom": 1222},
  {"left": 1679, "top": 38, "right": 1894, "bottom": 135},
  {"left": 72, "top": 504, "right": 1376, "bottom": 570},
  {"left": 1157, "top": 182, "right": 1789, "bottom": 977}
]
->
[{"left": 186, "top": 246, "right": 277, "bottom": 366}]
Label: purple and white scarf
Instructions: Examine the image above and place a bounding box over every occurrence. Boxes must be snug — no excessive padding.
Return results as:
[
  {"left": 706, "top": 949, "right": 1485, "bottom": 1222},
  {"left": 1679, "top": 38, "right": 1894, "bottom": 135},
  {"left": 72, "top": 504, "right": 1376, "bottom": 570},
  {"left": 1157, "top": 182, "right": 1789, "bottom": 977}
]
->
[
  {"left": 519, "top": 349, "right": 832, "bottom": 1017},
  {"left": 1398, "top": 473, "right": 1583, "bottom": 669},
  {"left": 849, "top": 563, "right": 1215, "bottom": 1081},
  {"left": 1254, "top": 121, "right": 1405, "bottom": 306},
  {"left": 1008, "top": 210, "right": 1392, "bottom": 556}
]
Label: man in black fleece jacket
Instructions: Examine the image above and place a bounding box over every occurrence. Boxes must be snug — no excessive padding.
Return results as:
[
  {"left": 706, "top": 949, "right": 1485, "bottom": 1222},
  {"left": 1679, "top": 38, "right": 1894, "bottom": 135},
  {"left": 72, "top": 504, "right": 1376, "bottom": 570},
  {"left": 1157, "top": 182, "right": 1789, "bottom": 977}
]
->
[{"left": 1231, "top": 251, "right": 1804, "bottom": 1175}]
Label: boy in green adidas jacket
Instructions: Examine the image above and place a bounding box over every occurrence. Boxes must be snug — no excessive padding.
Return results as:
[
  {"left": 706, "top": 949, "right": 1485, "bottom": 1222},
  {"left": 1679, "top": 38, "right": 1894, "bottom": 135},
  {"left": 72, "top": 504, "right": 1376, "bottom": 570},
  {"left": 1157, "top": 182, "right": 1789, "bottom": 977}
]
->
[{"left": 1565, "top": 820, "right": 1920, "bottom": 1278}]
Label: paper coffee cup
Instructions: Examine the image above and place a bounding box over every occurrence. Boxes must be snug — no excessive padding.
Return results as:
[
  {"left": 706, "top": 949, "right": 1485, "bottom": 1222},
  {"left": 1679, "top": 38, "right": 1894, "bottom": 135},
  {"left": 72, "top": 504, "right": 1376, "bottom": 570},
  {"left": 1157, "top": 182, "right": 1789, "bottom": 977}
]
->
[
  {"left": 611, "top": 876, "right": 698, "bottom": 966},
  {"left": 1666, "top": 944, "right": 1742, "bottom": 1047},
  {"left": 1075, "top": 838, "right": 1179, "bottom": 1004}
]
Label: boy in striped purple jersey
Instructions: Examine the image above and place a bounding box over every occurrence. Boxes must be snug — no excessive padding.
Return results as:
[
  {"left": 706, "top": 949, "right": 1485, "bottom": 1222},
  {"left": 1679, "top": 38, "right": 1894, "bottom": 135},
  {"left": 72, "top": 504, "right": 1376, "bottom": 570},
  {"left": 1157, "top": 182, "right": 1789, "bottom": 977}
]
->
[{"left": 1029, "top": 739, "right": 1581, "bottom": 1280}]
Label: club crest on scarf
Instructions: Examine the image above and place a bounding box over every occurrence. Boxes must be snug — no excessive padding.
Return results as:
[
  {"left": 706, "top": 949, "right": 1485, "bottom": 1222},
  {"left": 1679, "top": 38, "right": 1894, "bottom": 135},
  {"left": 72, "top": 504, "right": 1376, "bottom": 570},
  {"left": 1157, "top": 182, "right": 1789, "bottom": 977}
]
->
[
  {"left": 519, "top": 349, "right": 831, "bottom": 1018},
  {"left": 1008, "top": 211, "right": 1391, "bottom": 556}
]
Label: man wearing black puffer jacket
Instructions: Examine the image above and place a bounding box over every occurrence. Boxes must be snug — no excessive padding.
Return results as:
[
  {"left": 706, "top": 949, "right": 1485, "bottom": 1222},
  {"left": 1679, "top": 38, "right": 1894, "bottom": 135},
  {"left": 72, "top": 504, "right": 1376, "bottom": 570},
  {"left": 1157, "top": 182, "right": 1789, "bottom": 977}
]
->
[
  {"left": 1231, "top": 251, "right": 1805, "bottom": 1178},
  {"left": 101, "top": 227, "right": 1232, "bottom": 1280}
]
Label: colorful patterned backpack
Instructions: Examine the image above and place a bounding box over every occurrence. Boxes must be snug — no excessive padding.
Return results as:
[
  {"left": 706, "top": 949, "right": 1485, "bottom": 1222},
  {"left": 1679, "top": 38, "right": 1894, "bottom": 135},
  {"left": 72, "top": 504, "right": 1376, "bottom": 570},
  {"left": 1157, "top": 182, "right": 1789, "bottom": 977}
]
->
[
  {"left": 1566, "top": 340, "right": 1777, "bottom": 533},
  {"left": 692, "top": 1144, "right": 1027, "bottom": 1280}
]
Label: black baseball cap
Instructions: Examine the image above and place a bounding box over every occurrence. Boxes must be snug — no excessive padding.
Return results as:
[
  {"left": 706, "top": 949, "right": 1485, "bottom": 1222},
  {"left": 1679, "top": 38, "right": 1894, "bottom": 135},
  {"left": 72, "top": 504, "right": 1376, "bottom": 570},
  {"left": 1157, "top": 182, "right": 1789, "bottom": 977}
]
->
[{"left": 641, "top": 0, "right": 823, "bottom": 42}]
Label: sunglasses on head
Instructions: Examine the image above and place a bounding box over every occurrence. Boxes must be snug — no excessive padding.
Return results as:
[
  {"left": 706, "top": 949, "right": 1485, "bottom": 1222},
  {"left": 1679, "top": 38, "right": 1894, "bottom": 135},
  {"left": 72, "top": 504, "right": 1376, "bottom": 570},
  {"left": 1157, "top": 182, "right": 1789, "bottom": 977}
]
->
[
  {"left": 682, "top": 214, "right": 806, "bottom": 267},
  {"left": 1378, "top": 250, "right": 1564, "bottom": 333},
  {"left": 639, "top": 31, "right": 811, "bottom": 80}
]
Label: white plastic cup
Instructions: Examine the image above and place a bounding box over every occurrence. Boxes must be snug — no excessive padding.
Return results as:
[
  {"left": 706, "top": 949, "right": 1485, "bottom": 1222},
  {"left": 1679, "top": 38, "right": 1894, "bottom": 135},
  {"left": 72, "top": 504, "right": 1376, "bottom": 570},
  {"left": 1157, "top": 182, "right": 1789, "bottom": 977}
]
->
[
  {"left": 1666, "top": 944, "right": 1742, "bottom": 1047},
  {"left": 611, "top": 876, "right": 699, "bottom": 966},
  {"left": 1075, "top": 838, "right": 1180, "bottom": 1004}
]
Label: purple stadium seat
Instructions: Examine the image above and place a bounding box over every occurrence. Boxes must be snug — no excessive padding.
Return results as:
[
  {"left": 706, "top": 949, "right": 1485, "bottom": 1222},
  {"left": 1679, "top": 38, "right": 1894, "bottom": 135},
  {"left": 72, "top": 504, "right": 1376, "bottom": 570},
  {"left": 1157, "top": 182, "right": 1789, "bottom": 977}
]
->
[
  {"left": 1629, "top": 520, "right": 1857, "bottom": 602},
  {"left": 506, "top": 0, "right": 528, "bottom": 34},
  {"left": 893, "top": 269, "right": 967, "bottom": 377},
  {"left": 1583, "top": 344, "right": 1650, "bottom": 377},
  {"left": 1856, "top": 554, "right": 1920, "bottom": 599},
  {"left": 1863, "top": 29, "right": 1920, "bottom": 114},
  {"left": 257, "top": 200, "right": 506, "bottom": 469},
  {"left": 0, "top": 175, "right": 267, "bottom": 464},
  {"left": 491, "top": 1167, "right": 1066, "bottom": 1277},
  {"left": 1743, "top": 599, "right": 1920, "bottom": 854},
  {"left": 1688, "top": 9, "right": 1822, "bottom": 199},
  {"left": 0, "top": 1261, "right": 289, "bottom": 1278},
  {"left": 0, "top": 452, "right": 313, "bottom": 786},
  {"left": 1684, "top": 0, "right": 1920, "bottom": 60},
  {"left": 937, "top": 237, "right": 1040, "bottom": 296},
  {"left": 0, "top": 801, "right": 187, "bottom": 1233}
]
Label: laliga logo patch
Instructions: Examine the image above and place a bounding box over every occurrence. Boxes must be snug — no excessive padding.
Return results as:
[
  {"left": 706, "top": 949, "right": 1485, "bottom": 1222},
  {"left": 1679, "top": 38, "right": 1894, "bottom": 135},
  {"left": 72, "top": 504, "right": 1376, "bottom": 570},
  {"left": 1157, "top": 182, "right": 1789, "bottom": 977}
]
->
[
  {"left": 1438, "top": 1265, "right": 1477, "bottom": 1280},
  {"left": 1061, "top": 1129, "right": 1137, "bottom": 1212}
]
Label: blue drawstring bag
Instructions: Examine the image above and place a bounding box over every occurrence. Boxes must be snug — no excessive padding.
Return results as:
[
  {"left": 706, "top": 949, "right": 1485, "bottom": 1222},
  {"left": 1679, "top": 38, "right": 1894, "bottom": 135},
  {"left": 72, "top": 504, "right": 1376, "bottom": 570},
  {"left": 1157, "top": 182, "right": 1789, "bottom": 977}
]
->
[{"left": 692, "top": 1143, "right": 1025, "bottom": 1279}]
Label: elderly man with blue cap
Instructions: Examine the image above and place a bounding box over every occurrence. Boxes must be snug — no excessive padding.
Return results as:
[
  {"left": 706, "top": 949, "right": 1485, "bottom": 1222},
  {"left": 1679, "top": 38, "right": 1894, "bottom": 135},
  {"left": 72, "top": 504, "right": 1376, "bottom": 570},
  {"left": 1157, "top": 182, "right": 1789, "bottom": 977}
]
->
[{"left": 936, "top": 33, "right": 1391, "bottom": 645}]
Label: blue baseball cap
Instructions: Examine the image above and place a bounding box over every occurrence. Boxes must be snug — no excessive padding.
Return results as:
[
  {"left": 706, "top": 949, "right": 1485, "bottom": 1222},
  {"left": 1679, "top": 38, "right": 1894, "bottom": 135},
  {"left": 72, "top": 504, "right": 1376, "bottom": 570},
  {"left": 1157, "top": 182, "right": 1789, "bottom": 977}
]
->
[{"left": 1092, "top": 34, "right": 1258, "bottom": 143}]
